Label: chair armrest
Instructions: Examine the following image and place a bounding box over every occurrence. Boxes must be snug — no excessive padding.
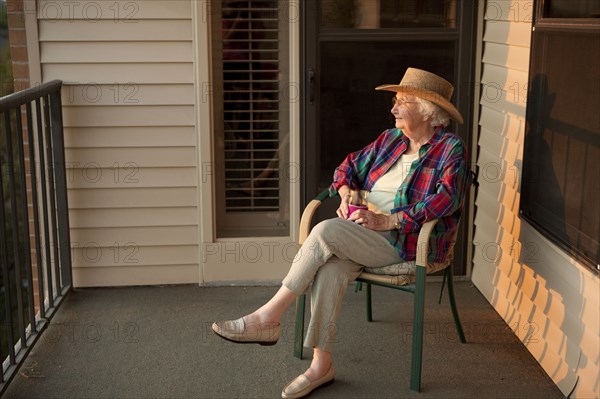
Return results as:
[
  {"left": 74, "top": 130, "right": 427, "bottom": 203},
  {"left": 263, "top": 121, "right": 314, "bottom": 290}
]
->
[
  {"left": 299, "top": 189, "right": 332, "bottom": 245},
  {"left": 300, "top": 192, "right": 438, "bottom": 268},
  {"left": 299, "top": 199, "right": 322, "bottom": 244},
  {"left": 416, "top": 219, "right": 439, "bottom": 268}
]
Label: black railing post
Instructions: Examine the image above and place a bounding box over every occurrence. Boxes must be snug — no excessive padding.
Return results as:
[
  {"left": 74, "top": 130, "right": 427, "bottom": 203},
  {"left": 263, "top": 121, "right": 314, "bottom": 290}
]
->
[
  {"left": 3, "top": 109, "right": 27, "bottom": 348},
  {"left": 49, "top": 90, "right": 72, "bottom": 289},
  {"left": 43, "top": 94, "right": 61, "bottom": 297},
  {"left": 15, "top": 103, "right": 37, "bottom": 335},
  {"left": 26, "top": 101, "right": 46, "bottom": 321},
  {"left": 35, "top": 98, "right": 54, "bottom": 309},
  {"left": 0, "top": 141, "right": 17, "bottom": 367}
]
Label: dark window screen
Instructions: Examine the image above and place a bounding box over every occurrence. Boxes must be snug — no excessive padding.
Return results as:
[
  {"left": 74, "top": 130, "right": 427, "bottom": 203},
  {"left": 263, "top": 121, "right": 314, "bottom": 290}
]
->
[{"left": 520, "top": 14, "right": 600, "bottom": 270}]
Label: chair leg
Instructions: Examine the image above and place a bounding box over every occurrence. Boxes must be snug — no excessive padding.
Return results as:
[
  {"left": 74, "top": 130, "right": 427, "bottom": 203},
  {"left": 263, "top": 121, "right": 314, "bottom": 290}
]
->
[
  {"left": 445, "top": 266, "right": 466, "bottom": 343},
  {"left": 354, "top": 281, "right": 362, "bottom": 293},
  {"left": 293, "top": 294, "right": 306, "bottom": 359},
  {"left": 438, "top": 268, "right": 447, "bottom": 305},
  {"left": 410, "top": 266, "right": 426, "bottom": 392},
  {"left": 366, "top": 282, "right": 373, "bottom": 322}
]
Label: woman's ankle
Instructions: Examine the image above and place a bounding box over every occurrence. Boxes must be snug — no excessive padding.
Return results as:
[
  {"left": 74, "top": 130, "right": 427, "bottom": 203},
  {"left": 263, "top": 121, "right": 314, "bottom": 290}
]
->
[
  {"left": 304, "top": 349, "right": 332, "bottom": 379},
  {"left": 244, "top": 311, "right": 278, "bottom": 326}
]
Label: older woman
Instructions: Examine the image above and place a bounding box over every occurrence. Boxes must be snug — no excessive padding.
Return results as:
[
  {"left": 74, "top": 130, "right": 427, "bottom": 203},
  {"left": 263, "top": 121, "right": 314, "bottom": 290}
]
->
[{"left": 212, "top": 68, "right": 470, "bottom": 399}]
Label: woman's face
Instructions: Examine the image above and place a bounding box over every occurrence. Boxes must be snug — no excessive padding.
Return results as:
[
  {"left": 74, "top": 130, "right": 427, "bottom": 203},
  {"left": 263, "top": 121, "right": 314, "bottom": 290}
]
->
[{"left": 390, "top": 94, "right": 427, "bottom": 132}]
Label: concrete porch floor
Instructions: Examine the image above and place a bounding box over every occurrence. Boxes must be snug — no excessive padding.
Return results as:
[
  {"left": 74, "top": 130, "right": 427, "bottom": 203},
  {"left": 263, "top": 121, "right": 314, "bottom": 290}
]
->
[{"left": 4, "top": 282, "right": 563, "bottom": 398}]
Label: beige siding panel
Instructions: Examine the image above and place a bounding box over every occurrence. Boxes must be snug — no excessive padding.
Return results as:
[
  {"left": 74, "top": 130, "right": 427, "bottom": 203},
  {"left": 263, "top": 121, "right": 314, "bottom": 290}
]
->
[
  {"left": 68, "top": 187, "right": 197, "bottom": 209},
  {"left": 495, "top": 258, "right": 581, "bottom": 372},
  {"left": 473, "top": 225, "right": 588, "bottom": 395},
  {"left": 479, "top": 104, "right": 505, "bottom": 132},
  {"left": 473, "top": 8, "right": 593, "bottom": 391},
  {"left": 64, "top": 127, "right": 196, "bottom": 148},
  {"left": 474, "top": 165, "right": 505, "bottom": 203},
  {"left": 65, "top": 147, "right": 196, "bottom": 167},
  {"left": 474, "top": 213, "right": 598, "bottom": 346},
  {"left": 580, "top": 311, "right": 600, "bottom": 365},
  {"left": 71, "top": 226, "right": 198, "bottom": 247},
  {"left": 518, "top": 224, "right": 600, "bottom": 335},
  {"left": 476, "top": 98, "right": 592, "bottom": 386},
  {"left": 473, "top": 198, "right": 520, "bottom": 255},
  {"left": 483, "top": 0, "right": 534, "bottom": 23},
  {"left": 43, "top": 63, "right": 194, "bottom": 84},
  {"left": 483, "top": 20, "right": 532, "bottom": 47},
  {"left": 66, "top": 167, "right": 197, "bottom": 189},
  {"left": 479, "top": 125, "right": 504, "bottom": 151},
  {"left": 475, "top": 189, "right": 520, "bottom": 236},
  {"left": 481, "top": 63, "right": 529, "bottom": 97},
  {"left": 477, "top": 146, "right": 520, "bottom": 192},
  {"left": 37, "top": 0, "right": 198, "bottom": 288},
  {"left": 39, "top": 19, "right": 193, "bottom": 41},
  {"left": 476, "top": 168, "right": 520, "bottom": 217},
  {"left": 473, "top": 214, "right": 587, "bottom": 358},
  {"left": 69, "top": 207, "right": 198, "bottom": 228},
  {"left": 479, "top": 126, "right": 523, "bottom": 166},
  {"left": 41, "top": 42, "right": 193, "bottom": 63},
  {"left": 490, "top": 273, "right": 579, "bottom": 394},
  {"left": 480, "top": 64, "right": 529, "bottom": 119},
  {"left": 203, "top": 239, "right": 296, "bottom": 283},
  {"left": 482, "top": 42, "right": 530, "bottom": 72},
  {"left": 73, "top": 265, "right": 199, "bottom": 287},
  {"left": 573, "top": 363, "right": 600, "bottom": 399},
  {"left": 479, "top": 105, "right": 525, "bottom": 143},
  {"left": 37, "top": 0, "right": 191, "bottom": 20},
  {"left": 480, "top": 94, "right": 527, "bottom": 119},
  {"left": 62, "top": 105, "right": 195, "bottom": 127},
  {"left": 478, "top": 126, "right": 523, "bottom": 198},
  {"left": 72, "top": 245, "right": 198, "bottom": 268},
  {"left": 474, "top": 151, "right": 597, "bottom": 396},
  {"left": 62, "top": 85, "right": 196, "bottom": 107},
  {"left": 479, "top": 169, "right": 520, "bottom": 214}
]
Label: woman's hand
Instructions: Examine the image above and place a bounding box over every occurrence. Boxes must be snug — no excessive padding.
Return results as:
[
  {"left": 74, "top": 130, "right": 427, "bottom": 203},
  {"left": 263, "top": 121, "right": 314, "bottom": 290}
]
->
[
  {"left": 336, "top": 192, "right": 352, "bottom": 219},
  {"left": 335, "top": 185, "right": 353, "bottom": 219},
  {"left": 348, "top": 210, "right": 396, "bottom": 231}
]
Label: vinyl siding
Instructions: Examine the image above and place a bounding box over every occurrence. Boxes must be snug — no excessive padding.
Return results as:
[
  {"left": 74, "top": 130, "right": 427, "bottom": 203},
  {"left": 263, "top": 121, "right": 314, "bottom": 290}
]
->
[
  {"left": 472, "top": 1, "right": 599, "bottom": 397},
  {"left": 37, "top": 0, "right": 199, "bottom": 286}
]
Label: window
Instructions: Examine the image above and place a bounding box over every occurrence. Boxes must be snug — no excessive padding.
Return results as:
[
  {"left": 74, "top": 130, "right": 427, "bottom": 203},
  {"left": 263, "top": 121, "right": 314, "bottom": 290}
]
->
[
  {"left": 520, "top": 0, "right": 600, "bottom": 271},
  {"left": 211, "top": 0, "right": 291, "bottom": 238},
  {"left": 319, "top": 0, "right": 458, "bottom": 29}
]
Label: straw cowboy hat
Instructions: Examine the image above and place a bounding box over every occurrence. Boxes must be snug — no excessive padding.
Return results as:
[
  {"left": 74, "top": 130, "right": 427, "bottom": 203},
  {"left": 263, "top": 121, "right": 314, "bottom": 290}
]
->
[{"left": 376, "top": 68, "right": 464, "bottom": 124}]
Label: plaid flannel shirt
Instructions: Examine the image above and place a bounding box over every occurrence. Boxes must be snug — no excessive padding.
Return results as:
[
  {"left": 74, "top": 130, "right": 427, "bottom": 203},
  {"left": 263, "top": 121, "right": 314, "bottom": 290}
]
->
[{"left": 329, "top": 126, "right": 470, "bottom": 263}]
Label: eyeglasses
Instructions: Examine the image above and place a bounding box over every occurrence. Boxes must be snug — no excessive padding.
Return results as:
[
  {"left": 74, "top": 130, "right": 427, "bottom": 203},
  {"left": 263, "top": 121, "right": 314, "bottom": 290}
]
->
[{"left": 392, "top": 97, "right": 418, "bottom": 107}]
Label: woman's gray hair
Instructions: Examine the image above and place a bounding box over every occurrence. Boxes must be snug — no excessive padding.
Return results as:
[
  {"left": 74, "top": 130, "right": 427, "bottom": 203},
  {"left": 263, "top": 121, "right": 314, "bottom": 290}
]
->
[{"left": 415, "top": 97, "right": 451, "bottom": 127}]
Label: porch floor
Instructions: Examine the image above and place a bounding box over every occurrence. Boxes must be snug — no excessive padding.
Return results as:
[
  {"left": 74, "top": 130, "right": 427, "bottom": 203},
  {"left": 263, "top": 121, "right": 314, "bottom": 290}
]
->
[{"left": 4, "top": 282, "right": 563, "bottom": 398}]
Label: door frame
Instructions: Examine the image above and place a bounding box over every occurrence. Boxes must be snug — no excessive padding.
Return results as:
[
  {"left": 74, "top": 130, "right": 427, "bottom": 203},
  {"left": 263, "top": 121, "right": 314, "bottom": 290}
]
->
[{"left": 194, "top": 0, "right": 302, "bottom": 284}]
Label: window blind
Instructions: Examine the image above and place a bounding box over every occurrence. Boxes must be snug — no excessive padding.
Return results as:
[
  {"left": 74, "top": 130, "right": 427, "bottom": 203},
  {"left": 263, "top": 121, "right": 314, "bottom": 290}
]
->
[{"left": 221, "top": 0, "right": 281, "bottom": 213}]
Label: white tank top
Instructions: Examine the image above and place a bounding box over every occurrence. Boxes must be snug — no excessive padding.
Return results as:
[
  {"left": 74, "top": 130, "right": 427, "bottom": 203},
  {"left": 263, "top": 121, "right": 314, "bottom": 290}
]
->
[{"left": 366, "top": 151, "right": 419, "bottom": 215}]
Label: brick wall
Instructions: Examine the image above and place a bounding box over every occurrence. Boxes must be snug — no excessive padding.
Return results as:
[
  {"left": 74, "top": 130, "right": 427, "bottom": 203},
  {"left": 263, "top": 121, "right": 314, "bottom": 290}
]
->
[
  {"left": 6, "top": 0, "right": 41, "bottom": 313},
  {"left": 7, "top": 0, "right": 29, "bottom": 91}
]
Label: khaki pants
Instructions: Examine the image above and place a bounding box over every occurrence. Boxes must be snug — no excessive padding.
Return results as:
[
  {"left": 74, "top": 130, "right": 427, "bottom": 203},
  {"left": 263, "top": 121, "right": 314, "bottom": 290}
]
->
[{"left": 282, "top": 217, "right": 411, "bottom": 353}]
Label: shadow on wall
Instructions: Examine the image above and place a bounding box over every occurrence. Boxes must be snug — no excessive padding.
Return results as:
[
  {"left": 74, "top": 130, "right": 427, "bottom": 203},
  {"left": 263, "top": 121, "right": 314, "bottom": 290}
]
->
[
  {"left": 485, "top": 75, "right": 582, "bottom": 396},
  {"left": 518, "top": 73, "right": 582, "bottom": 395},
  {"left": 474, "top": 5, "right": 589, "bottom": 396}
]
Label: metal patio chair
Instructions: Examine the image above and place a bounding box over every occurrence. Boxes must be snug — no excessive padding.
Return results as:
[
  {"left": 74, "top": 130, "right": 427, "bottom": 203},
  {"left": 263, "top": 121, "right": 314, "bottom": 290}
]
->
[{"left": 292, "top": 189, "right": 466, "bottom": 392}]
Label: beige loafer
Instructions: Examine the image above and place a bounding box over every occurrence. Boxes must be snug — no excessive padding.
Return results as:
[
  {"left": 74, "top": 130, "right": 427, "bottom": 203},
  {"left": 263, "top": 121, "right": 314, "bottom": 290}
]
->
[
  {"left": 281, "top": 366, "right": 335, "bottom": 399},
  {"left": 211, "top": 317, "right": 280, "bottom": 346}
]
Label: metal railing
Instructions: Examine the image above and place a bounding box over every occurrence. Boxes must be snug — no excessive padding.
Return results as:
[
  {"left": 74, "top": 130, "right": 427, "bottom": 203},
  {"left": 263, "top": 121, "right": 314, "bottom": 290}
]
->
[{"left": 0, "top": 80, "right": 72, "bottom": 393}]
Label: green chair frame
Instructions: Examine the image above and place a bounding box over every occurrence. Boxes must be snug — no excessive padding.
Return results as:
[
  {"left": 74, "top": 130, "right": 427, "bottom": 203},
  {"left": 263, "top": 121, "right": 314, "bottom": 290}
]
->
[{"left": 293, "top": 189, "right": 466, "bottom": 392}]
